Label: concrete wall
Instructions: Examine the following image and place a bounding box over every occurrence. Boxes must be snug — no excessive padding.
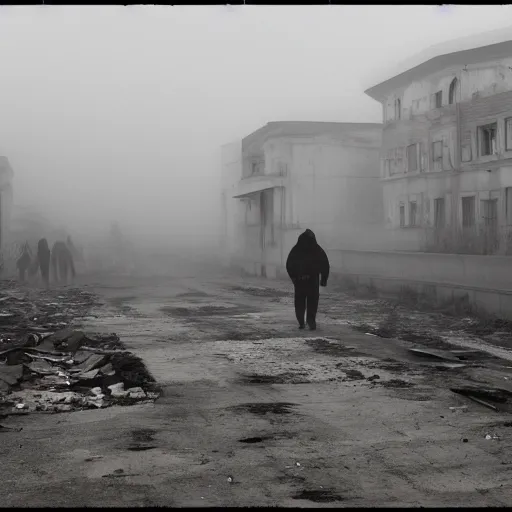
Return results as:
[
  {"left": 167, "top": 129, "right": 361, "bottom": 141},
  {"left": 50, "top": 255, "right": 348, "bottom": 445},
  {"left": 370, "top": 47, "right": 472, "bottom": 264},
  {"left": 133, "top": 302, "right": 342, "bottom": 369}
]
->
[{"left": 328, "top": 248, "right": 512, "bottom": 319}]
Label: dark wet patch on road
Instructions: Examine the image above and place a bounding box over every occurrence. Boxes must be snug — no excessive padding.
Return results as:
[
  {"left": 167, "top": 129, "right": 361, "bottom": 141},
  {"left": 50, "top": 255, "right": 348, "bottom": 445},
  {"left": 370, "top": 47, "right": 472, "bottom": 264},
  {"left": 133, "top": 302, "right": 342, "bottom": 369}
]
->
[
  {"left": 306, "top": 338, "right": 364, "bottom": 357},
  {"left": 160, "top": 304, "right": 257, "bottom": 318},
  {"left": 175, "top": 291, "right": 210, "bottom": 299},
  {"left": 380, "top": 379, "right": 415, "bottom": 388},
  {"left": 277, "top": 474, "right": 306, "bottom": 485},
  {"left": 240, "top": 372, "right": 311, "bottom": 385},
  {"left": 126, "top": 428, "right": 158, "bottom": 452},
  {"left": 228, "top": 285, "right": 289, "bottom": 299},
  {"left": 238, "top": 435, "right": 273, "bottom": 443},
  {"left": 228, "top": 402, "right": 297, "bottom": 416},
  {"left": 339, "top": 369, "right": 365, "bottom": 381},
  {"left": 293, "top": 489, "right": 346, "bottom": 503}
]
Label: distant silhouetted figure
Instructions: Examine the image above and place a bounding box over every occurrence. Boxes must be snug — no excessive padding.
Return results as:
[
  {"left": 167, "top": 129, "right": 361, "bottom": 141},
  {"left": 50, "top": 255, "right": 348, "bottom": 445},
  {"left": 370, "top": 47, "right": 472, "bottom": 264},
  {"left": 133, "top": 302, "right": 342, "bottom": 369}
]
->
[
  {"left": 51, "top": 241, "right": 75, "bottom": 285},
  {"left": 286, "top": 229, "right": 330, "bottom": 330},
  {"left": 16, "top": 242, "right": 32, "bottom": 283},
  {"left": 37, "top": 238, "right": 51, "bottom": 287}
]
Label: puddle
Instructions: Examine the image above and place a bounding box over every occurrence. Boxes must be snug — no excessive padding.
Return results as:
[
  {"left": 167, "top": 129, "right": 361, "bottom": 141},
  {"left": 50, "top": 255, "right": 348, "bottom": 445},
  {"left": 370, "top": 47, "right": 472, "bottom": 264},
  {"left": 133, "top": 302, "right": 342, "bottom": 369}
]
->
[
  {"left": 228, "top": 402, "right": 297, "bottom": 416},
  {"left": 238, "top": 436, "right": 272, "bottom": 443},
  {"left": 293, "top": 489, "right": 346, "bottom": 503}
]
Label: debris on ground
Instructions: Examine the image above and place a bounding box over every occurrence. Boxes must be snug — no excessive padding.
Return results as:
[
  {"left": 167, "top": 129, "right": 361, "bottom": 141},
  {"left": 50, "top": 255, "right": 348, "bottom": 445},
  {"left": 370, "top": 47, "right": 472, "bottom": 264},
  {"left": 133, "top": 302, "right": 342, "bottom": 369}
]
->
[
  {"left": 485, "top": 433, "right": 500, "bottom": 440},
  {"left": 450, "top": 386, "right": 512, "bottom": 413},
  {"left": 449, "top": 405, "right": 468, "bottom": 413},
  {"left": 0, "top": 284, "right": 159, "bottom": 415}
]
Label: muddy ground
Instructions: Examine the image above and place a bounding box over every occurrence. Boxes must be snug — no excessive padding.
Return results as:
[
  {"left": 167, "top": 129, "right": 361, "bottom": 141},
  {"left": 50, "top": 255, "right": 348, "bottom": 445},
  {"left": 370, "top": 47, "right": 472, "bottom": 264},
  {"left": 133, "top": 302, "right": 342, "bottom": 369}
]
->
[{"left": 1, "top": 272, "right": 512, "bottom": 506}]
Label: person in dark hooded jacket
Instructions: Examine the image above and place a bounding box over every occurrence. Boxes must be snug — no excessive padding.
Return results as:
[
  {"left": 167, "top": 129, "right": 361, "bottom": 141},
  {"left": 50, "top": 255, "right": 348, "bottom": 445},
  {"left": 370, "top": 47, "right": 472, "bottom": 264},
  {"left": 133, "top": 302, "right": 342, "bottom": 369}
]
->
[
  {"left": 16, "top": 242, "right": 32, "bottom": 283},
  {"left": 51, "top": 241, "right": 76, "bottom": 285},
  {"left": 37, "top": 238, "right": 51, "bottom": 287},
  {"left": 286, "top": 229, "right": 330, "bottom": 330}
]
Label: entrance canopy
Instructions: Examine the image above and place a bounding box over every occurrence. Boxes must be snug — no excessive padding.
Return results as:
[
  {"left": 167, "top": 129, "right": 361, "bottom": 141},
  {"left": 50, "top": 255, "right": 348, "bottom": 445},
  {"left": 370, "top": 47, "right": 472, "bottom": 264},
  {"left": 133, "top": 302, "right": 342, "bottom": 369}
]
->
[{"left": 233, "top": 175, "right": 285, "bottom": 199}]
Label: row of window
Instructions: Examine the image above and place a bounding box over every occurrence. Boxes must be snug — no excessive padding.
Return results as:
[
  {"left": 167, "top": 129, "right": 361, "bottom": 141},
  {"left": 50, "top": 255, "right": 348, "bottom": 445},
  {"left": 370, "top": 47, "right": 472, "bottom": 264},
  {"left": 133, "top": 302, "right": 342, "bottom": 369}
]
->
[
  {"left": 391, "top": 78, "right": 459, "bottom": 122},
  {"left": 398, "top": 194, "right": 502, "bottom": 229},
  {"left": 384, "top": 118, "right": 512, "bottom": 177}
]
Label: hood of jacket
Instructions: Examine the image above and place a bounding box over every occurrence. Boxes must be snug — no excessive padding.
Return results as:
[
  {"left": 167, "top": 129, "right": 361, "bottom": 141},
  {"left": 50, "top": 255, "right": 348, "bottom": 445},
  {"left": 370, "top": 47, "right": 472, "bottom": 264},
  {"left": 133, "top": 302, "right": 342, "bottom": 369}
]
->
[{"left": 296, "top": 229, "right": 317, "bottom": 249}]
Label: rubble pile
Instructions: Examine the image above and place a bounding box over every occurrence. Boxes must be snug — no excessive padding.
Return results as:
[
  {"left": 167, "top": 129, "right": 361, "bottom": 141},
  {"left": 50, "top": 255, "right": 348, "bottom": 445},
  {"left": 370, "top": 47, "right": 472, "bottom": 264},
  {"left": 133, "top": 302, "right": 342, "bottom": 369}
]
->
[
  {"left": 0, "top": 329, "right": 159, "bottom": 414},
  {"left": 0, "top": 284, "right": 159, "bottom": 416}
]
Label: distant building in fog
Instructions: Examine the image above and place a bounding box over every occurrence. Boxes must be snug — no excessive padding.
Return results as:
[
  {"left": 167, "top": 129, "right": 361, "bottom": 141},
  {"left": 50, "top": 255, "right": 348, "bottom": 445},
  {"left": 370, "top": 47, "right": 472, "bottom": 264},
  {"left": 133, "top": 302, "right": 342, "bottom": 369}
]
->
[
  {"left": 0, "top": 156, "right": 13, "bottom": 250},
  {"left": 220, "top": 140, "right": 244, "bottom": 267},
  {"left": 220, "top": 121, "right": 383, "bottom": 277},
  {"left": 365, "top": 27, "right": 512, "bottom": 254}
]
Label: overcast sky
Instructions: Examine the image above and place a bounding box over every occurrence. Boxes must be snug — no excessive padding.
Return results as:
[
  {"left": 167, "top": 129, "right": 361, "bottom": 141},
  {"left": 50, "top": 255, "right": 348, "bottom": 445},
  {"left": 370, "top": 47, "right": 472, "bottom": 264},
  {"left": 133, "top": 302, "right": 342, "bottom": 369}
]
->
[{"left": 0, "top": 5, "right": 511, "bottom": 243}]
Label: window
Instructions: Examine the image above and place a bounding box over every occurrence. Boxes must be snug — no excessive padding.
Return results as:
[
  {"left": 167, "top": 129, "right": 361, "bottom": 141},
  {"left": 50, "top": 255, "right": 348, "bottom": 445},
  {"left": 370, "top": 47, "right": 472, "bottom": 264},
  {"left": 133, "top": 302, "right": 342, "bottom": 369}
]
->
[
  {"left": 506, "top": 118, "right": 512, "bottom": 151},
  {"left": 399, "top": 204, "right": 405, "bottom": 228},
  {"left": 479, "top": 123, "right": 497, "bottom": 156},
  {"left": 506, "top": 187, "right": 512, "bottom": 225},
  {"left": 406, "top": 144, "right": 418, "bottom": 172},
  {"left": 434, "top": 198, "right": 445, "bottom": 228},
  {"left": 435, "top": 91, "right": 442, "bottom": 108},
  {"left": 462, "top": 196, "right": 476, "bottom": 228},
  {"left": 251, "top": 162, "right": 257, "bottom": 175},
  {"left": 448, "top": 78, "right": 458, "bottom": 105},
  {"left": 461, "top": 131, "right": 472, "bottom": 162},
  {"left": 409, "top": 201, "right": 418, "bottom": 227},
  {"left": 481, "top": 199, "right": 498, "bottom": 228},
  {"left": 394, "top": 98, "right": 401, "bottom": 120},
  {"left": 432, "top": 141, "right": 443, "bottom": 171}
]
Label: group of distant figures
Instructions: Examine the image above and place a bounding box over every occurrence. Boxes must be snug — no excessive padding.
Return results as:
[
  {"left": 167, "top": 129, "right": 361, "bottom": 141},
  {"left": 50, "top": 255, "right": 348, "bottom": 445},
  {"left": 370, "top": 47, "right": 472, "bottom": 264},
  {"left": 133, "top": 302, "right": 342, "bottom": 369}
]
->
[{"left": 16, "top": 236, "right": 79, "bottom": 287}]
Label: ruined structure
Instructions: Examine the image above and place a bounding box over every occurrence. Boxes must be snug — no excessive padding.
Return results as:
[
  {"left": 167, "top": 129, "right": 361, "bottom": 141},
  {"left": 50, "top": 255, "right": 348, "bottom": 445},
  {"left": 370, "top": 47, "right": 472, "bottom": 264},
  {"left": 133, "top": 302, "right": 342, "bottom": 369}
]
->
[
  {"left": 0, "top": 156, "right": 13, "bottom": 251},
  {"left": 365, "top": 27, "right": 512, "bottom": 253},
  {"left": 221, "top": 121, "right": 383, "bottom": 277}
]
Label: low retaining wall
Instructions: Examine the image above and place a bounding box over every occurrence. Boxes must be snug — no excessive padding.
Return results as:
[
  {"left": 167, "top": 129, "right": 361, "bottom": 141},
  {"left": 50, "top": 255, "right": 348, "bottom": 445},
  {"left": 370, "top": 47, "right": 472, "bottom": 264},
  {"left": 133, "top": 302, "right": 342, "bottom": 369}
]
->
[
  {"left": 329, "top": 249, "right": 512, "bottom": 320},
  {"left": 232, "top": 250, "right": 512, "bottom": 320}
]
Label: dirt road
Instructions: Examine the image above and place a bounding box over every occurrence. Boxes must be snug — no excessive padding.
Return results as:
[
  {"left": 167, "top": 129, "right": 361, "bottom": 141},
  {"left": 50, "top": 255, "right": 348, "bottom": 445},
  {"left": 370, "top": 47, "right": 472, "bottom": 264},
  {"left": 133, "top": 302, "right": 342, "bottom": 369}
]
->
[{"left": 2, "top": 273, "right": 512, "bottom": 506}]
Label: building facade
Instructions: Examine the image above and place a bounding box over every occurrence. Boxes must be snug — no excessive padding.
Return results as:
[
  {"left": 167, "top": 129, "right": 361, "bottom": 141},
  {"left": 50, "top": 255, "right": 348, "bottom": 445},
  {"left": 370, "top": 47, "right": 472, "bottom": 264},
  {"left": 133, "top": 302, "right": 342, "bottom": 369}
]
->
[
  {"left": 221, "top": 121, "right": 384, "bottom": 277},
  {"left": 0, "top": 156, "right": 13, "bottom": 251},
  {"left": 365, "top": 29, "right": 512, "bottom": 253}
]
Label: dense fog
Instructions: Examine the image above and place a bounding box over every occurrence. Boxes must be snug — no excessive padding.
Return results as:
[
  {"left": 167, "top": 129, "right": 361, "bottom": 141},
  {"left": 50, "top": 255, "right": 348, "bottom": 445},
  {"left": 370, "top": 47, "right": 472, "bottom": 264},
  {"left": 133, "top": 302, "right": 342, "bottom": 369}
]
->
[{"left": 1, "top": 5, "right": 511, "bottom": 257}]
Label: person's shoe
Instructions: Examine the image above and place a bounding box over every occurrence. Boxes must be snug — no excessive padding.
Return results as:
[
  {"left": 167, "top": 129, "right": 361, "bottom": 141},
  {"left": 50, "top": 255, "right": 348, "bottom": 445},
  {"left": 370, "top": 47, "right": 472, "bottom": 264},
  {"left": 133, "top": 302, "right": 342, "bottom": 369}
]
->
[
  {"left": 308, "top": 321, "right": 317, "bottom": 331},
  {"left": 298, "top": 324, "right": 305, "bottom": 330}
]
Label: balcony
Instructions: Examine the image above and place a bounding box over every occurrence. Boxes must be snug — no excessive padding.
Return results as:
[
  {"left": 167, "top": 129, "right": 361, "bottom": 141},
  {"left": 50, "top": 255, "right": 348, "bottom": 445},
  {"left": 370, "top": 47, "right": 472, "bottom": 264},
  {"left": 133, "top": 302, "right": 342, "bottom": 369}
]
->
[{"left": 233, "top": 173, "right": 286, "bottom": 199}]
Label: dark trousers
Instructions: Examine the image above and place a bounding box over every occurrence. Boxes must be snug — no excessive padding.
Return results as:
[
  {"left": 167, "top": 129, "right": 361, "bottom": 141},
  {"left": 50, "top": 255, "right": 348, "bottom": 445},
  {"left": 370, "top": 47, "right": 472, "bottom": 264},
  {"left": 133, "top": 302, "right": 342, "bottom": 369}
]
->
[{"left": 294, "top": 277, "right": 320, "bottom": 326}]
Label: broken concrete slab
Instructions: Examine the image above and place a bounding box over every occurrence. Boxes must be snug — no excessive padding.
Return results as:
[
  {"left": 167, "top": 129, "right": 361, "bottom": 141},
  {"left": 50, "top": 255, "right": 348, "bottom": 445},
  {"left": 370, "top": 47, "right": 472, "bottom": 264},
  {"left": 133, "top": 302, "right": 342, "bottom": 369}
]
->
[
  {"left": 62, "top": 331, "right": 86, "bottom": 353},
  {"left": 73, "top": 351, "right": 93, "bottom": 364},
  {"left": 127, "top": 387, "right": 146, "bottom": 399},
  {"left": 408, "top": 348, "right": 460, "bottom": 362},
  {"left": 47, "top": 328, "right": 75, "bottom": 345},
  {"left": 76, "top": 369, "right": 100, "bottom": 381},
  {"left": 98, "top": 363, "right": 115, "bottom": 376},
  {"left": 76, "top": 354, "right": 109, "bottom": 373},
  {"left": 26, "top": 359, "right": 54, "bottom": 375},
  {"left": 451, "top": 386, "right": 512, "bottom": 404},
  {"left": 0, "top": 364, "right": 23, "bottom": 386},
  {"left": 108, "top": 382, "right": 128, "bottom": 398}
]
